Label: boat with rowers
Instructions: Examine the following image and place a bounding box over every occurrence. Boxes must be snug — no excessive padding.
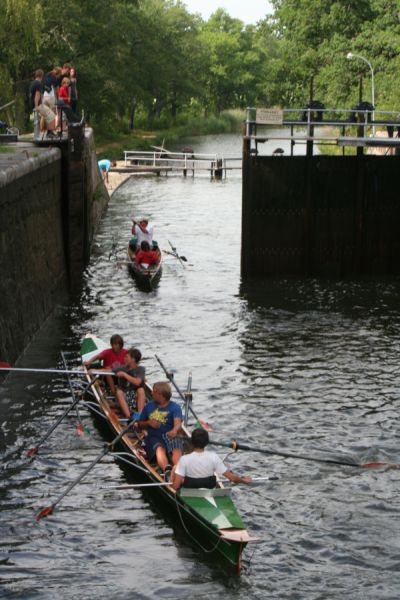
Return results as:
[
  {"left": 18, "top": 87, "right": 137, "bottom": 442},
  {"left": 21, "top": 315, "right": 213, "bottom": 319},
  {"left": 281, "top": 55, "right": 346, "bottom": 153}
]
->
[
  {"left": 80, "top": 333, "right": 257, "bottom": 573},
  {"left": 126, "top": 240, "right": 162, "bottom": 291}
]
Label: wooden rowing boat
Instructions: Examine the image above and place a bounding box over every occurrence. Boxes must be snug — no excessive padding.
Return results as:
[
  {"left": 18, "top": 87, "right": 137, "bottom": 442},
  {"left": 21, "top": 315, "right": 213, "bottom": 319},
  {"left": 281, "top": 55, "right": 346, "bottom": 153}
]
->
[
  {"left": 80, "top": 334, "right": 257, "bottom": 573},
  {"left": 127, "top": 243, "right": 162, "bottom": 291}
]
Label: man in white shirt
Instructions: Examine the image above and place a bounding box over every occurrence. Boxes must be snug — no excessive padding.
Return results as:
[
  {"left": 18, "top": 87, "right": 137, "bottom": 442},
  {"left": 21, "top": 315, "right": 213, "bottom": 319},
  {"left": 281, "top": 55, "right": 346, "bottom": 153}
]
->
[
  {"left": 172, "top": 428, "right": 252, "bottom": 490},
  {"left": 131, "top": 217, "right": 154, "bottom": 249}
]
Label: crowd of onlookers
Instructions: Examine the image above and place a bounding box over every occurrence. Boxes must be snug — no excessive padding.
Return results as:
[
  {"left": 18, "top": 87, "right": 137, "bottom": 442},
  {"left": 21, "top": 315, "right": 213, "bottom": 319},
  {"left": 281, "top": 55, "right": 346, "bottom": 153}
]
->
[{"left": 29, "top": 63, "right": 82, "bottom": 139}]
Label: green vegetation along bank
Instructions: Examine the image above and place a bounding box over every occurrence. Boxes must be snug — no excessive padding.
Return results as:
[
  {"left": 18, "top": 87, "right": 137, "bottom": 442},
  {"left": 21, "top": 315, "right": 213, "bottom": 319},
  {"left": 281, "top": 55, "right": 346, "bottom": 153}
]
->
[{"left": 1, "top": 1, "right": 399, "bottom": 136}]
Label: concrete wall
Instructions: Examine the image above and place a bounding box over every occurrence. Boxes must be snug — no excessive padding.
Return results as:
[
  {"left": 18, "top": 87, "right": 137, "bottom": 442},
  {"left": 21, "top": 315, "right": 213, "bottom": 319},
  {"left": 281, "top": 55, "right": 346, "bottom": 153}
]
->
[{"left": 0, "top": 130, "right": 109, "bottom": 365}]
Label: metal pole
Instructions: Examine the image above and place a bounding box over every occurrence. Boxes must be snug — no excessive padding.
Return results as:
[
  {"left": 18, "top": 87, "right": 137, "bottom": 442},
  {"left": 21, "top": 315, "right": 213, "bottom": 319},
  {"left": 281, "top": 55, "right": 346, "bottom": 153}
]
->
[{"left": 347, "top": 53, "right": 375, "bottom": 134}]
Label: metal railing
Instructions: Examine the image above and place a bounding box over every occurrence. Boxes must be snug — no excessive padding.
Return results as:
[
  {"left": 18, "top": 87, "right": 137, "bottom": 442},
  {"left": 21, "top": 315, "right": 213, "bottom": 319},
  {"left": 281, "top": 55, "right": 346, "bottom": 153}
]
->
[
  {"left": 244, "top": 106, "right": 400, "bottom": 156},
  {"left": 124, "top": 149, "right": 217, "bottom": 168},
  {"left": 245, "top": 107, "right": 400, "bottom": 138},
  {"left": 123, "top": 150, "right": 242, "bottom": 175}
]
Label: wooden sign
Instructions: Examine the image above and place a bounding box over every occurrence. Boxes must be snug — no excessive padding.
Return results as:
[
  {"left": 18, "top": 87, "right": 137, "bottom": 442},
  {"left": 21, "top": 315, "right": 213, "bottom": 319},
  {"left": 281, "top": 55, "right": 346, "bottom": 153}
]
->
[{"left": 256, "top": 108, "right": 283, "bottom": 125}]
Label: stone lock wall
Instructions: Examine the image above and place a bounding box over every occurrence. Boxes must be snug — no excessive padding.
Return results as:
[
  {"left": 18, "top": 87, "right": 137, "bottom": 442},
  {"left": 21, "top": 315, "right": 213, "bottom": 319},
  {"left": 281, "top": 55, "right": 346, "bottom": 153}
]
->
[
  {"left": 0, "top": 130, "right": 109, "bottom": 365},
  {"left": 0, "top": 146, "right": 66, "bottom": 364}
]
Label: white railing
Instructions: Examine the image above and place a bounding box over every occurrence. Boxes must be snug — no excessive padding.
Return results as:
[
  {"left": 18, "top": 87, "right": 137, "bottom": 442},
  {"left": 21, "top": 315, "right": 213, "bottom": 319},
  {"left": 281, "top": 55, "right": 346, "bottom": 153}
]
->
[
  {"left": 124, "top": 149, "right": 217, "bottom": 168},
  {"left": 123, "top": 150, "right": 242, "bottom": 175}
]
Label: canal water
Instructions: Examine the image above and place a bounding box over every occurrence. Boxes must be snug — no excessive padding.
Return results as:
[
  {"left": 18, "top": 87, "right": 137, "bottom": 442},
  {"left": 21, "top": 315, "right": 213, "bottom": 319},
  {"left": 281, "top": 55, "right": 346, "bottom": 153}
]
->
[{"left": 1, "top": 133, "right": 400, "bottom": 599}]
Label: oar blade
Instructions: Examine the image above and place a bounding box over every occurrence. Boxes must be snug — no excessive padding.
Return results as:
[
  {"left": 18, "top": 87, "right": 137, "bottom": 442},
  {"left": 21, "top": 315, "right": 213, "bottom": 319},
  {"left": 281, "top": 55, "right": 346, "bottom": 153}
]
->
[
  {"left": 361, "top": 461, "right": 400, "bottom": 469},
  {"left": 26, "top": 447, "right": 38, "bottom": 458},
  {"left": 195, "top": 420, "right": 213, "bottom": 432},
  {"left": 35, "top": 505, "right": 54, "bottom": 521}
]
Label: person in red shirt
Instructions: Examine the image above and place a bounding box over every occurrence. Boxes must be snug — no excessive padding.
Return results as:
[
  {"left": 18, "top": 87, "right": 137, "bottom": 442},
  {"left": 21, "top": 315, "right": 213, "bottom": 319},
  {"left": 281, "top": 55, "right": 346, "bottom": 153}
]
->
[
  {"left": 135, "top": 240, "right": 160, "bottom": 267},
  {"left": 58, "top": 77, "right": 71, "bottom": 103},
  {"left": 83, "top": 334, "right": 127, "bottom": 396}
]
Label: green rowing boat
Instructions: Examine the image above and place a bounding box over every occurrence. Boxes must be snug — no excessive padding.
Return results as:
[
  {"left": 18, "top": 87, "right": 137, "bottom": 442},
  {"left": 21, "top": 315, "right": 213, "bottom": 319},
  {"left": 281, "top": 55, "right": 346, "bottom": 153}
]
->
[{"left": 80, "top": 334, "right": 258, "bottom": 572}]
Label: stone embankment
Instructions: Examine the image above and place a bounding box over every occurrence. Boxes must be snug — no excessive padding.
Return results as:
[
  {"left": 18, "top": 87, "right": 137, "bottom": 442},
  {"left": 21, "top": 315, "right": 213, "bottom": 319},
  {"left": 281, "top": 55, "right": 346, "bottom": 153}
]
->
[
  {"left": 0, "top": 128, "right": 109, "bottom": 365},
  {"left": 104, "top": 160, "right": 133, "bottom": 194}
]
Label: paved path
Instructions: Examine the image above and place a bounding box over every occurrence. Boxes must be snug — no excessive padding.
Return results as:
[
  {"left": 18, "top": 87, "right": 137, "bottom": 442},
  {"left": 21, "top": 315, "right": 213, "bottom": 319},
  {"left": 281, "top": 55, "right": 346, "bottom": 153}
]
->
[{"left": 105, "top": 160, "right": 132, "bottom": 195}]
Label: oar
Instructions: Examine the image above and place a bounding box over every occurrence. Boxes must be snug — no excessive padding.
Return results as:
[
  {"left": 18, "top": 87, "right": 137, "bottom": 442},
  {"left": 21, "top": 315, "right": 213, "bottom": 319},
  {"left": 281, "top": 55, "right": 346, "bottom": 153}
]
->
[
  {"left": 162, "top": 249, "right": 188, "bottom": 262},
  {"left": 167, "top": 240, "right": 186, "bottom": 267},
  {"left": 99, "top": 477, "right": 279, "bottom": 490},
  {"left": 155, "top": 355, "right": 211, "bottom": 431},
  {"left": 60, "top": 350, "right": 85, "bottom": 436},
  {"left": 0, "top": 365, "right": 113, "bottom": 377},
  {"left": 101, "top": 482, "right": 171, "bottom": 490},
  {"left": 0, "top": 361, "right": 11, "bottom": 377},
  {"left": 108, "top": 237, "right": 118, "bottom": 260},
  {"left": 101, "top": 476, "right": 278, "bottom": 491},
  {"left": 35, "top": 420, "right": 136, "bottom": 520},
  {"left": 209, "top": 439, "right": 400, "bottom": 470},
  {"left": 26, "top": 376, "right": 99, "bottom": 458},
  {"left": 116, "top": 260, "right": 134, "bottom": 266}
]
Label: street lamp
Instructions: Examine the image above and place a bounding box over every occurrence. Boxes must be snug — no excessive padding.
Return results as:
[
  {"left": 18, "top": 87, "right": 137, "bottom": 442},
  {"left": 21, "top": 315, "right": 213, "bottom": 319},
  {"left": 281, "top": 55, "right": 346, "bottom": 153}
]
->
[{"left": 347, "top": 52, "right": 375, "bottom": 134}]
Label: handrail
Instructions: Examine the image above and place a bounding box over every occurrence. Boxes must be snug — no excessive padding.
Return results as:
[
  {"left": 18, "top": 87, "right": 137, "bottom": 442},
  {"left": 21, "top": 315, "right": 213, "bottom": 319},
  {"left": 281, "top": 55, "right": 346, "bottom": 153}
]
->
[
  {"left": 0, "top": 100, "right": 16, "bottom": 112},
  {"left": 245, "top": 106, "right": 400, "bottom": 131},
  {"left": 122, "top": 149, "right": 240, "bottom": 170}
]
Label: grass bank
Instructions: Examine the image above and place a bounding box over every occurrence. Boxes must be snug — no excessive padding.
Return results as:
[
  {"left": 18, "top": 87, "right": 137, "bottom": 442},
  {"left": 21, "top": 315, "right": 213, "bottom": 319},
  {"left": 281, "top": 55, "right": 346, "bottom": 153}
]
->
[{"left": 95, "top": 110, "right": 244, "bottom": 159}]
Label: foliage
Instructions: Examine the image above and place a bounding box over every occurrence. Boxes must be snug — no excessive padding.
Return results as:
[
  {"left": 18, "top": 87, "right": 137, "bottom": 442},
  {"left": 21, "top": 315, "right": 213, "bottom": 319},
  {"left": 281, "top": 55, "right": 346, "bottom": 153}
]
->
[{"left": 1, "top": 0, "right": 400, "bottom": 135}]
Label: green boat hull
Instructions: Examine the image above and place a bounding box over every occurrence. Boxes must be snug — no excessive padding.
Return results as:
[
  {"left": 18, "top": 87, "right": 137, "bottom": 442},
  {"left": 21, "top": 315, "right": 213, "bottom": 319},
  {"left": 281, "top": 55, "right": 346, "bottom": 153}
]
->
[{"left": 80, "top": 335, "right": 255, "bottom": 572}]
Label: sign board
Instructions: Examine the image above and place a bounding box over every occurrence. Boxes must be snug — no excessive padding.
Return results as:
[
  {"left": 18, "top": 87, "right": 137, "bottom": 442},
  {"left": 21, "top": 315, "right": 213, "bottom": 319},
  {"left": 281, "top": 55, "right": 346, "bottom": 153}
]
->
[{"left": 256, "top": 108, "right": 283, "bottom": 125}]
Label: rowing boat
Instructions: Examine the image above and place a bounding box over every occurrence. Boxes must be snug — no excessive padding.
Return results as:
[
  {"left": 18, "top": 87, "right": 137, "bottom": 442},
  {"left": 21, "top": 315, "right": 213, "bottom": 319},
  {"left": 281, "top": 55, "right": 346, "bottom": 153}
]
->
[
  {"left": 80, "top": 334, "right": 257, "bottom": 573},
  {"left": 126, "top": 242, "right": 163, "bottom": 291}
]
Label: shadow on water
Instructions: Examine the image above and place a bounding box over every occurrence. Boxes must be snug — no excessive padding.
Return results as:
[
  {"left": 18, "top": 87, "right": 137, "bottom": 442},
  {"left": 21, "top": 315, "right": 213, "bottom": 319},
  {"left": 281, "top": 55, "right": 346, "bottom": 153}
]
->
[{"left": 239, "top": 275, "right": 400, "bottom": 315}]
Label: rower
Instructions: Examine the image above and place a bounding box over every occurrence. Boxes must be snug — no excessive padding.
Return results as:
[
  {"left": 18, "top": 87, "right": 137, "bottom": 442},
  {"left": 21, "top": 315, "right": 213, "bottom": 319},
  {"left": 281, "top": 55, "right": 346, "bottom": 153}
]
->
[
  {"left": 83, "top": 333, "right": 127, "bottom": 396},
  {"left": 113, "top": 348, "right": 146, "bottom": 417},
  {"left": 172, "top": 429, "right": 252, "bottom": 490},
  {"left": 135, "top": 381, "right": 183, "bottom": 478},
  {"left": 135, "top": 240, "right": 160, "bottom": 267},
  {"left": 131, "top": 216, "right": 154, "bottom": 249}
]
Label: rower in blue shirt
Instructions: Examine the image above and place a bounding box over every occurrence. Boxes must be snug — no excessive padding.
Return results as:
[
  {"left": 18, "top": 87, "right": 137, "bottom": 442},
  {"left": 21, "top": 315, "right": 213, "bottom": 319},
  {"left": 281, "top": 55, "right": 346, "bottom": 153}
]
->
[{"left": 135, "top": 381, "right": 183, "bottom": 477}]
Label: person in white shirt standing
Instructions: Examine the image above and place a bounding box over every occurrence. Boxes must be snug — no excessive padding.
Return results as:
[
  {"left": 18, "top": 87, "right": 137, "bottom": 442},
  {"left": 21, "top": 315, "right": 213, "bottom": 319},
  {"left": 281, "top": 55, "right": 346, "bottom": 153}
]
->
[
  {"left": 172, "top": 428, "right": 252, "bottom": 490},
  {"left": 131, "top": 217, "right": 154, "bottom": 250}
]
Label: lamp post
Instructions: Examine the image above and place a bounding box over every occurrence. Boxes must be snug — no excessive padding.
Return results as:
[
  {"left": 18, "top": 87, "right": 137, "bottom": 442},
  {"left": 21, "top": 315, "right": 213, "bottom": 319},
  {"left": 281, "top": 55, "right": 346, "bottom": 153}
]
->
[{"left": 347, "top": 52, "right": 375, "bottom": 135}]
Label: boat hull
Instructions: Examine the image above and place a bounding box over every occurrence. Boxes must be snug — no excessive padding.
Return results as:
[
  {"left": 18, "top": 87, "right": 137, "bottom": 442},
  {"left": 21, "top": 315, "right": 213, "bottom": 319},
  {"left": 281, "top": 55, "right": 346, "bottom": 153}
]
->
[
  {"left": 91, "top": 405, "right": 247, "bottom": 572},
  {"left": 80, "top": 334, "right": 255, "bottom": 572},
  {"left": 127, "top": 245, "right": 162, "bottom": 291}
]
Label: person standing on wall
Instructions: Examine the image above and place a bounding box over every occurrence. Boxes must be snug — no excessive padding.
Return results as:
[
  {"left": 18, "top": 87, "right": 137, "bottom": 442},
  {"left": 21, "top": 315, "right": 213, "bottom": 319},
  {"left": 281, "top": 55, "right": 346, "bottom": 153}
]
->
[
  {"left": 69, "top": 67, "right": 78, "bottom": 113},
  {"left": 29, "top": 69, "right": 57, "bottom": 139}
]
